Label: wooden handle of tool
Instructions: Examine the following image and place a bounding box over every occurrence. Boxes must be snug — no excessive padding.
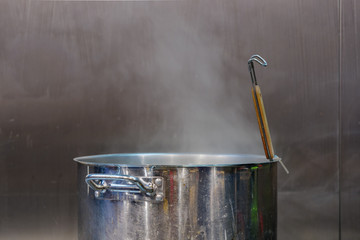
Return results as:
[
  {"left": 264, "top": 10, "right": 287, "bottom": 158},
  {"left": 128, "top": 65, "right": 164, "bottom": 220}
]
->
[
  {"left": 252, "top": 88, "right": 269, "bottom": 159},
  {"left": 252, "top": 85, "right": 275, "bottom": 159}
]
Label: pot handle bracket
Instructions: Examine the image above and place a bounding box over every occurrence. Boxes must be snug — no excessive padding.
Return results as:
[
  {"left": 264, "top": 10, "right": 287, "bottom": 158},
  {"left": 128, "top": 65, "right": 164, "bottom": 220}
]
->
[{"left": 85, "top": 174, "right": 164, "bottom": 202}]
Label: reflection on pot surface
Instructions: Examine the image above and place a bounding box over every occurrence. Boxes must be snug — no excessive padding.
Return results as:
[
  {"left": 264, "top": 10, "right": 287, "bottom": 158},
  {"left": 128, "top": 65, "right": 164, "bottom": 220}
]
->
[{"left": 75, "top": 154, "right": 277, "bottom": 240}]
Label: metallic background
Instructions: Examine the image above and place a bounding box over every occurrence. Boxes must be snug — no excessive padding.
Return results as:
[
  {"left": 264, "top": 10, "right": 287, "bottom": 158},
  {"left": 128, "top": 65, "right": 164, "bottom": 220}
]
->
[{"left": 0, "top": 0, "right": 358, "bottom": 239}]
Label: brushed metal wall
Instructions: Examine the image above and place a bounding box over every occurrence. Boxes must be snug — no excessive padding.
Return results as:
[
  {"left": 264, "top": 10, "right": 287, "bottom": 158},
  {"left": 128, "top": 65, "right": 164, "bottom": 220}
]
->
[
  {"left": 340, "top": 0, "right": 360, "bottom": 239},
  {"left": 0, "top": 0, "right": 357, "bottom": 239}
]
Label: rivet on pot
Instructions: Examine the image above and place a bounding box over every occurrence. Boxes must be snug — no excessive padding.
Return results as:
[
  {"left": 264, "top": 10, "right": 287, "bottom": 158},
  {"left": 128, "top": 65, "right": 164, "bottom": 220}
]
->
[
  {"left": 95, "top": 191, "right": 100, "bottom": 198},
  {"left": 155, "top": 194, "right": 163, "bottom": 201},
  {"left": 155, "top": 178, "right": 162, "bottom": 187}
]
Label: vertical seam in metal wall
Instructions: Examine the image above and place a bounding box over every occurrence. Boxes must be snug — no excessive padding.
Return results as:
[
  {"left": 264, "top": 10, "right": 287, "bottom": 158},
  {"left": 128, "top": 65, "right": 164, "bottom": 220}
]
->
[{"left": 338, "top": 0, "right": 342, "bottom": 239}]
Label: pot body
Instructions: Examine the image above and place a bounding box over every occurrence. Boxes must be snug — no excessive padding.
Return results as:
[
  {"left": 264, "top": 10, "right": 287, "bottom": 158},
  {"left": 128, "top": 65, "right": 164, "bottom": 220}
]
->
[{"left": 76, "top": 154, "right": 277, "bottom": 240}]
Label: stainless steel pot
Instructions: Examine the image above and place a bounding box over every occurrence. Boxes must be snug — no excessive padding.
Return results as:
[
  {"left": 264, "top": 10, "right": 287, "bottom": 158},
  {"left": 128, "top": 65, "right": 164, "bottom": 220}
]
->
[{"left": 74, "top": 153, "right": 278, "bottom": 240}]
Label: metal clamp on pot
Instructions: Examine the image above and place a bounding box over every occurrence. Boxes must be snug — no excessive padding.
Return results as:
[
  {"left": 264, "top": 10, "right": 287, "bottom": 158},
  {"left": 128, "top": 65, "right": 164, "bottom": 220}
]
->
[{"left": 85, "top": 174, "right": 165, "bottom": 202}]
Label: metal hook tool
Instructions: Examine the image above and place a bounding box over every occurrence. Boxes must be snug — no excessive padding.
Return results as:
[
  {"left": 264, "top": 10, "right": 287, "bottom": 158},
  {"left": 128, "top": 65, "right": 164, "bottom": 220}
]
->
[
  {"left": 248, "top": 55, "right": 267, "bottom": 85},
  {"left": 248, "top": 55, "right": 274, "bottom": 160},
  {"left": 248, "top": 55, "right": 290, "bottom": 174}
]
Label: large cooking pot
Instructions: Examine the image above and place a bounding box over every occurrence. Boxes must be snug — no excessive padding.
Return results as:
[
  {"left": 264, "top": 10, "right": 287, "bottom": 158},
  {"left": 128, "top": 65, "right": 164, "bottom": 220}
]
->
[{"left": 74, "top": 153, "right": 278, "bottom": 240}]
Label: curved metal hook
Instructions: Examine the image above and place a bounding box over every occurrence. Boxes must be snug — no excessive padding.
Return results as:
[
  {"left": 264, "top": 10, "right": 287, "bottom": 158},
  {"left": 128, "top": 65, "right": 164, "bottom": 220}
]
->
[
  {"left": 248, "top": 54, "right": 267, "bottom": 85},
  {"left": 248, "top": 54, "right": 267, "bottom": 67}
]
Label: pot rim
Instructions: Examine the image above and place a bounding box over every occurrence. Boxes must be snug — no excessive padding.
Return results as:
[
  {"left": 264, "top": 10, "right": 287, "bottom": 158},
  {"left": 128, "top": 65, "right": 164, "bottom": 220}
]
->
[{"left": 74, "top": 153, "right": 280, "bottom": 167}]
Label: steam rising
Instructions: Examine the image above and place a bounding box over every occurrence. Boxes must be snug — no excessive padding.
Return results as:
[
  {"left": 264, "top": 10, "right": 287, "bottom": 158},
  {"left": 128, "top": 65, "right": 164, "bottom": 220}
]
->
[
  {"left": 1, "top": 1, "right": 263, "bottom": 154},
  {"left": 108, "top": 1, "right": 263, "bottom": 154}
]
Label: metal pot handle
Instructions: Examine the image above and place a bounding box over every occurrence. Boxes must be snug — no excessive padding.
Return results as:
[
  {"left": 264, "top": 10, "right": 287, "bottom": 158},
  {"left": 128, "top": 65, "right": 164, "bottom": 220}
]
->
[{"left": 85, "top": 174, "right": 158, "bottom": 197}]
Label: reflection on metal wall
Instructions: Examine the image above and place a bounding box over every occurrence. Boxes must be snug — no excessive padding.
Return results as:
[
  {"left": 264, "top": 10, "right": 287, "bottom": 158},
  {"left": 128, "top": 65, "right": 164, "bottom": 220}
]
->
[
  {"left": 340, "top": 0, "right": 360, "bottom": 239},
  {"left": 0, "top": 0, "right": 357, "bottom": 239}
]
